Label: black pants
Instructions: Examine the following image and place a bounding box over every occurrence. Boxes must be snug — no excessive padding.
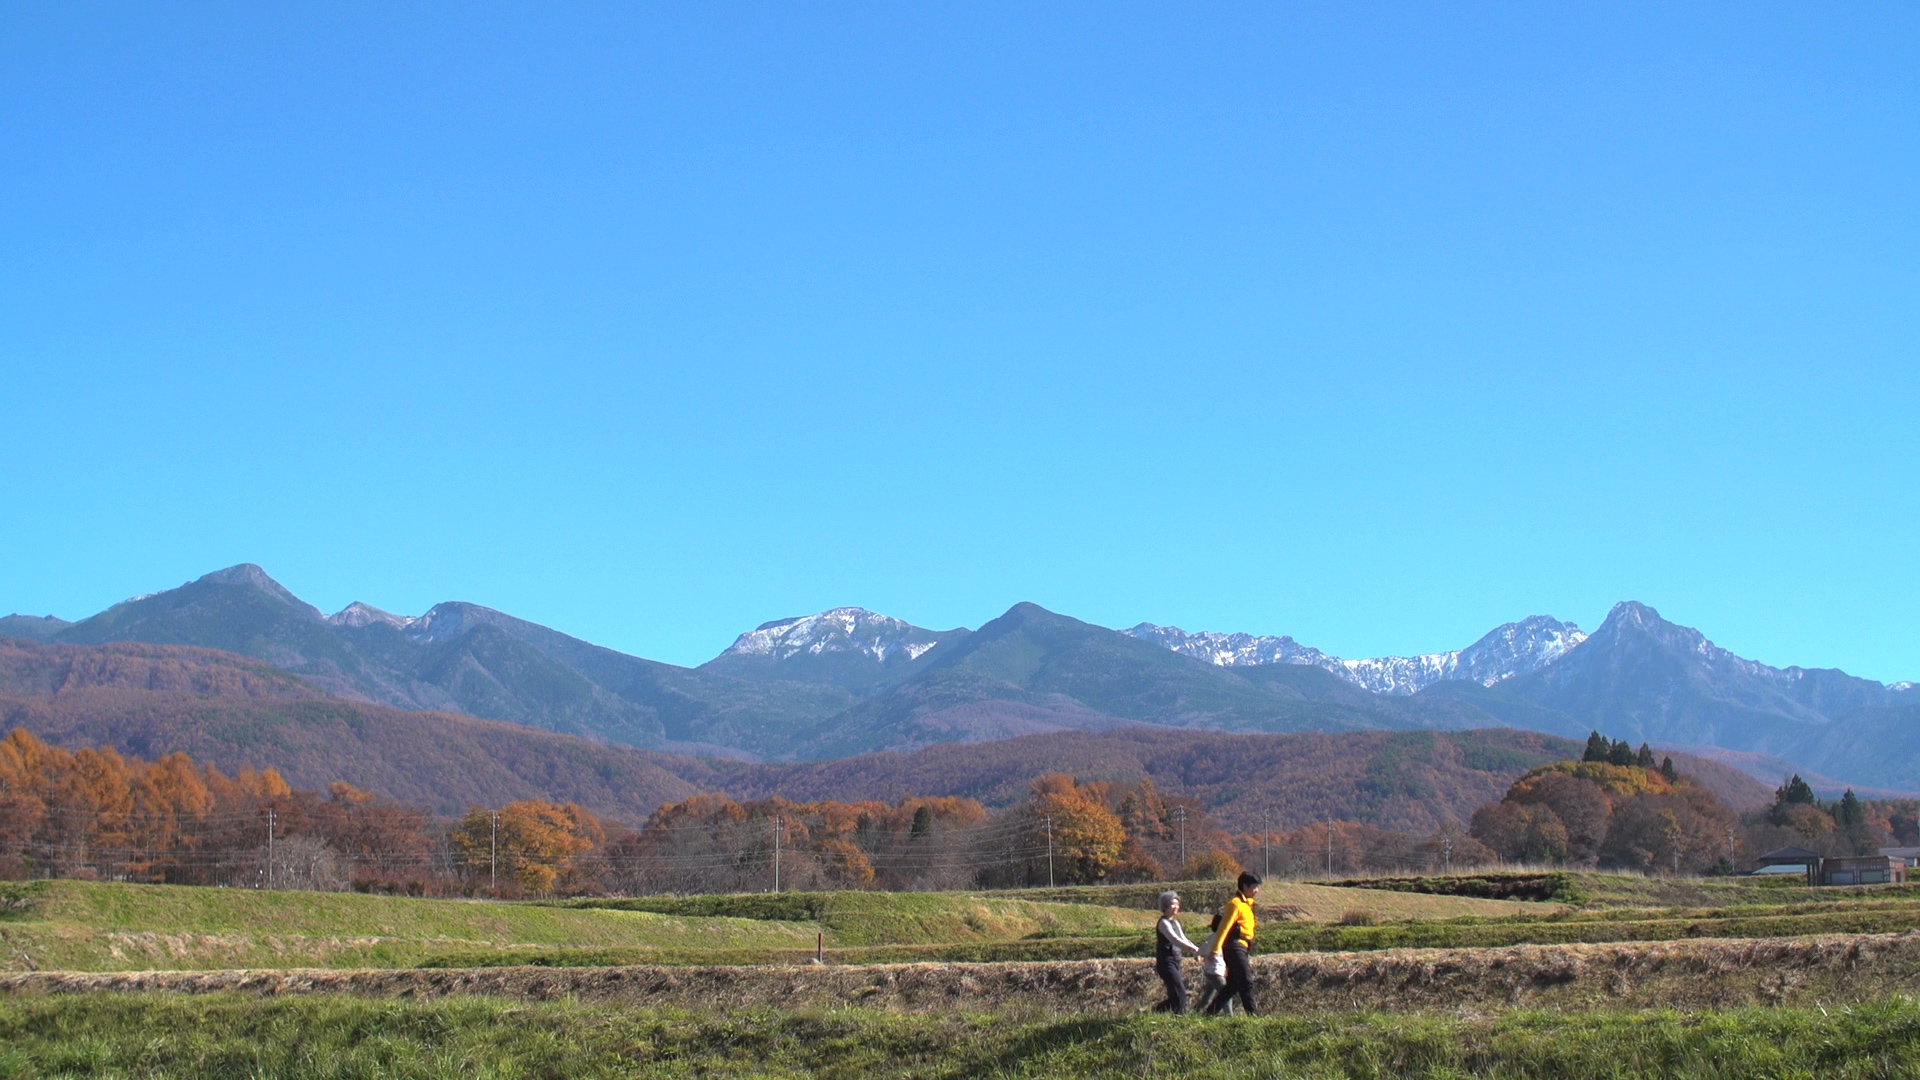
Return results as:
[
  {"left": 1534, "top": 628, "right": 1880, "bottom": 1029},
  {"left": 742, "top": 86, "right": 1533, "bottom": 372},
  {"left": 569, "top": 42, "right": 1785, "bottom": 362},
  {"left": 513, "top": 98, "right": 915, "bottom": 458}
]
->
[
  {"left": 1153, "top": 955, "right": 1187, "bottom": 1014},
  {"left": 1206, "top": 944, "right": 1255, "bottom": 1016}
]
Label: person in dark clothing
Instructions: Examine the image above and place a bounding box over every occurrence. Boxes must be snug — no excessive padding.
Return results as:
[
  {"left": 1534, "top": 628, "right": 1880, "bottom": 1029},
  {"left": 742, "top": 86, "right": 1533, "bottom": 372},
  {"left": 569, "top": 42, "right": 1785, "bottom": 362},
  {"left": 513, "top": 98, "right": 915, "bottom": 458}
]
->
[
  {"left": 1205, "top": 872, "right": 1261, "bottom": 1016},
  {"left": 1152, "top": 890, "right": 1202, "bottom": 1013}
]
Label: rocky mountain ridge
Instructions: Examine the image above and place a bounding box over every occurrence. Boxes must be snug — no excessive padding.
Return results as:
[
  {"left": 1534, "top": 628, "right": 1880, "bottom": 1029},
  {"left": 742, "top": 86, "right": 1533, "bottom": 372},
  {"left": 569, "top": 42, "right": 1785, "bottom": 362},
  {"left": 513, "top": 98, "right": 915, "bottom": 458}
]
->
[{"left": 1125, "top": 615, "right": 1587, "bottom": 695}]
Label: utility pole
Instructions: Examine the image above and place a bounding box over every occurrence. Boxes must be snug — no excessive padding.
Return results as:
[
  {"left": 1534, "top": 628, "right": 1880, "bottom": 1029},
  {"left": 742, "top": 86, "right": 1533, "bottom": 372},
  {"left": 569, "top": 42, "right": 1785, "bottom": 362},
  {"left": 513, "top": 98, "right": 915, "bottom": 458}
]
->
[
  {"left": 1442, "top": 834, "right": 1454, "bottom": 874},
  {"left": 489, "top": 810, "right": 499, "bottom": 895},
  {"left": 1262, "top": 814, "right": 1271, "bottom": 880},
  {"left": 773, "top": 817, "right": 784, "bottom": 893},
  {"left": 266, "top": 808, "right": 276, "bottom": 890},
  {"left": 1324, "top": 818, "right": 1334, "bottom": 879},
  {"left": 1172, "top": 807, "right": 1187, "bottom": 875},
  {"left": 1045, "top": 815, "right": 1055, "bottom": 889}
]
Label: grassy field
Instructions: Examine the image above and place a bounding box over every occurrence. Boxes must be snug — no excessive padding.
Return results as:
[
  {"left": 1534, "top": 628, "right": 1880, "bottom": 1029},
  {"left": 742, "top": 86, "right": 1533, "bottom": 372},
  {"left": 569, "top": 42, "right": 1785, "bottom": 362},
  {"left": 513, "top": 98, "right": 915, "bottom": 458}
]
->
[
  {"left": 12, "top": 871, "right": 1920, "bottom": 1077},
  {"left": 5, "top": 993, "right": 1920, "bottom": 1079},
  {"left": 0, "top": 878, "right": 1554, "bottom": 972},
  {"left": 9, "top": 873, "right": 1920, "bottom": 972}
]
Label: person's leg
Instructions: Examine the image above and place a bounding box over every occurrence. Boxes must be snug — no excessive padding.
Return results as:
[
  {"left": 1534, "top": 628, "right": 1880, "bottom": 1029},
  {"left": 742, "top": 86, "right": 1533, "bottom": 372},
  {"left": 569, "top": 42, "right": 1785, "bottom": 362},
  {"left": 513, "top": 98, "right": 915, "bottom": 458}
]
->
[
  {"left": 1225, "top": 945, "right": 1256, "bottom": 1016},
  {"left": 1194, "top": 975, "right": 1219, "bottom": 1014},
  {"left": 1154, "top": 957, "right": 1185, "bottom": 1013},
  {"left": 1205, "top": 960, "right": 1239, "bottom": 1016}
]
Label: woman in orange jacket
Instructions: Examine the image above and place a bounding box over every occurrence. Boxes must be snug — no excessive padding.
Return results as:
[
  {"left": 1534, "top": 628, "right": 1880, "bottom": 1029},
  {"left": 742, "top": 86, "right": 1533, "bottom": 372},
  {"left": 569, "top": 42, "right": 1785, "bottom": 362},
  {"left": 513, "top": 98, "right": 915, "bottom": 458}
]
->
[{"left": 1204, "top": 871, "right": 1261, "bottom": 1016}]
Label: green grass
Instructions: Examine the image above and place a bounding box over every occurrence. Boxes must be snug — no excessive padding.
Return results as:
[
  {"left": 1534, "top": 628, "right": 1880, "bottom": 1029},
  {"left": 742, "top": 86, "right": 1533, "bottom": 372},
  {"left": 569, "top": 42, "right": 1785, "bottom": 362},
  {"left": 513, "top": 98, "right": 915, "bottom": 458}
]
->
[
  {"left": 11, "top": 872, "right": 1920, "bottom": 974},
  {"left": 557, "top": 890, "right": 1157, "bottom": 946},
  {"left": 5, "top": 994, "right": 1920, "bottom": 1078},
  {"left": 1331, "top": 869, "right": 1858, "bottom": 910},
  {"left": 0, "top": 881, "right": 1166, "bottom": 972},
  {"left": 0, "top": 880, "right": 824, "bottom": 971}
]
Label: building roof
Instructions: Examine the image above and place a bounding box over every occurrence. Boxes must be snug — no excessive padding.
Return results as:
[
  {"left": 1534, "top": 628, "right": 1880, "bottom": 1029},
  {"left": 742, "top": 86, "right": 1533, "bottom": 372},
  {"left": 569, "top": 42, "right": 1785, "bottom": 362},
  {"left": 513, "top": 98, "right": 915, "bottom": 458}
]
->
[
  {"left": 1749, "top": 863, "right": 1812, "bottom": 876},
  {"left": 1881, "top": 846, "right": 1920, "bottom": 859},
  {"left": 1758, "top": 846, "right": 1822, "bottom": 863}
]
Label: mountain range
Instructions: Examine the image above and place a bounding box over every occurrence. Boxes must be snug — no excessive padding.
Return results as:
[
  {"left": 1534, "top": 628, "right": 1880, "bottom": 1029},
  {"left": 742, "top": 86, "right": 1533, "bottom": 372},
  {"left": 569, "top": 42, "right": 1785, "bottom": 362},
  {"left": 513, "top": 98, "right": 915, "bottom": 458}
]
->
[
  {"left": 5, "top": 565, "right": 1915, "bottom": 791},
  {"left": 1124, "top": 616, "right": 1587, "bottom": 694},
  {"left": 0, "top": 634, "right": 1769, "bottom": 830}
]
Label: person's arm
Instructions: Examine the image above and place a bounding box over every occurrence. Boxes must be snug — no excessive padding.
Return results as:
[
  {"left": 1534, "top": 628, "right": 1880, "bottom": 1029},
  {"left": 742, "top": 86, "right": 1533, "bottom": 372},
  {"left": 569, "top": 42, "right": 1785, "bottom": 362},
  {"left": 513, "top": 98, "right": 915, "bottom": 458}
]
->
[
  {"left": 1164, "top": 917, "right": 1202, "bottom": 955},
  {"left": 1207, "top": 899, "right": 1241, "bottom": 955}
]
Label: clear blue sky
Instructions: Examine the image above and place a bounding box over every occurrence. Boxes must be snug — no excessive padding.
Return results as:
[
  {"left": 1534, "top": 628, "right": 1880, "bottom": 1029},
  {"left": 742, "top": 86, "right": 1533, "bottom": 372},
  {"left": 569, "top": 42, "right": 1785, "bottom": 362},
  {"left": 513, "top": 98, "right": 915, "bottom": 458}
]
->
[{"left": 3, "top": 3, "right": 1916, "bottom": 680}]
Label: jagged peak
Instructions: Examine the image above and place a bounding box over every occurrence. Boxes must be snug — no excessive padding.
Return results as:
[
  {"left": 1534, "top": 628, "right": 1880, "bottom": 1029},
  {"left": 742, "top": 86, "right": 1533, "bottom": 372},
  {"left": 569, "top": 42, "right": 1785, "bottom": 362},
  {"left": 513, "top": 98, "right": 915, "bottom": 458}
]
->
[
  {"left": 722, "top": 607, "right": 944, "bottom": 663},
  {"left": 328, "top": 601, "right": 416, "bottom": 630},
  {"left": 187, "top": 564, "right": 319, "bottom": 618},
  {"left": 1128, "top": 614, "right": 1584, "bottom": 695},
  {"left": 1596, "top": 600, "right": 1718, "bottom": 653},
  {"left": 199, "top": 563, "right": 284, "bottom": 589},
  {"left": 1603, "top": 599, "right": 1663, "bottom": 626}
]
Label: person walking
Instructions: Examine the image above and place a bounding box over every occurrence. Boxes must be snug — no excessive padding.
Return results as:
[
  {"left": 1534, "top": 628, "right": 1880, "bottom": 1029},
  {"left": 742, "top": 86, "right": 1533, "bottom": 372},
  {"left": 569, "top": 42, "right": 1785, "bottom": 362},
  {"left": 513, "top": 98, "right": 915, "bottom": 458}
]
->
[
  {"left": 1204, "top": 872, "right": 1261, "bottom": 1016},
  {"left": 1192, "top": 913, "right": 1232, "bottom": 1015},
  {"left": 1152, "top": 890, "right": 1202, "bottom": 1013}
]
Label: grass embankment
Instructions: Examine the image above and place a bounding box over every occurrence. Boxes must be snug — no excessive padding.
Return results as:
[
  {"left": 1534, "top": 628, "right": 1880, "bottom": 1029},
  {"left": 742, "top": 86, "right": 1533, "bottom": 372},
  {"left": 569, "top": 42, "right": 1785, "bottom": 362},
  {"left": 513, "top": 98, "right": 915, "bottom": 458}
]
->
[
  {"left": 1001, "top": 879, "right": 1550, "bottom": 921},
  {"left": 0, "top": 881, "right": 1179, "bottom": 971},
  {"left": 13, "top": 873, "right": 1920, "bottom": 973},
  {"left": 5, "top": 994, "right": 1920, "bottom": 1079},
  {"left": 0, "top": 880, "right": 1549, "bottom": 972},
  {"left": 0, "top": 880, "right": 818, "bottom": 971},
  {"left": 1327, "top": 869, "right": 1861, "bottom": 909}
]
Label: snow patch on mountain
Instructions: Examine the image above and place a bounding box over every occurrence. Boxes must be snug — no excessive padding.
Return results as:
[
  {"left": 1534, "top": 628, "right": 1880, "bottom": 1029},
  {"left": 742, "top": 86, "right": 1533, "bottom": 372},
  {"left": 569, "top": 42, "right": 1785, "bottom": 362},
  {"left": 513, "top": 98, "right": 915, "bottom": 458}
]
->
[
  {"left": 723, "top": 608, "right": 942, "bottom": 664},
  {"left": 1126, "top": 615, "right": 1587, "bottom": 695},
  {"left": 328, "top": 602, "right": 418, "bottom": 630}
]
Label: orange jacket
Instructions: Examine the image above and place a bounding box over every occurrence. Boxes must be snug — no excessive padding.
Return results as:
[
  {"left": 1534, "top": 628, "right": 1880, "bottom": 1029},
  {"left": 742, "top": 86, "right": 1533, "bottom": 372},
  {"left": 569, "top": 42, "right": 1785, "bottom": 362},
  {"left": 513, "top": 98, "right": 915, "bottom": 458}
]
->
[{"left": 1208, "top": 893, "right": 1256, "bottom": 953}]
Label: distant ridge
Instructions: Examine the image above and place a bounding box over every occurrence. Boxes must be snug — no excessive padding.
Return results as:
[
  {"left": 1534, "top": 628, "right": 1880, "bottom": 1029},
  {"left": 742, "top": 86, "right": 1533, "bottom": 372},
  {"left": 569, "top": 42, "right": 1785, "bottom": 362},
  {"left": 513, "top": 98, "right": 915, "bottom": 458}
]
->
[
  {"left": 5, "top": 567, "right": 1913, "bottom": 787},
  {"left": 1125, "top": 616, "right": 1586, "bottom": 695},
  {"left": 2, "top": 634, "right": 1775, "bottom": 831}
]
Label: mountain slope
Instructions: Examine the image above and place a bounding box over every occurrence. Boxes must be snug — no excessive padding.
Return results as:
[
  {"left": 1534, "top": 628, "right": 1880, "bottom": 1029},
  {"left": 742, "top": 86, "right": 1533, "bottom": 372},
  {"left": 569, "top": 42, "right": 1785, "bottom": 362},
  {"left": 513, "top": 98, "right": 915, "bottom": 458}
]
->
[
  {"left": 0, "top": 614, "right": 72, "bottom": 642},
  {"left": 718, "top": 727, "right": 1772, "bottom": 830},
  {"left": 0, "top": 637, "right": 1783, "bottom": 832},
  {"left": 797, "top": 602, "right": 1440, "bottom": 758},
  {"left": 0, "top": 637, "right": 715, "bottom": 820},
  {"left": 38, "top": 566, "right": 861, "bottom": 753},
  {"left": 1458, "top": 601, "right": 1916, "bottom": 790}
]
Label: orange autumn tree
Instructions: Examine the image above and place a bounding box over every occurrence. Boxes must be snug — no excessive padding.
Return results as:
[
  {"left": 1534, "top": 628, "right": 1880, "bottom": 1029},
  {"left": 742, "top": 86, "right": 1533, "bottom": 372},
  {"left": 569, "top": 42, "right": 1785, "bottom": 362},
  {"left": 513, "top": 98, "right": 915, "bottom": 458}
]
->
[
  {"left": 452, "top": 799, "right": 604, "bottom": 895},
  {"left": 1014, "top": 774, "right": 1128, "bottom": 886}
]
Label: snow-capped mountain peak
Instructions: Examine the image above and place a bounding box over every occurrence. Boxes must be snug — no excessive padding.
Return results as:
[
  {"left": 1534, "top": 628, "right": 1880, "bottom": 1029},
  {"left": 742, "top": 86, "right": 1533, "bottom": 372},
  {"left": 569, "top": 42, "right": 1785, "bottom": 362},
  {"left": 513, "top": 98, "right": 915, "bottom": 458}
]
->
[
  {"left": 1126, "top": 615, "right": 1586, "bottom": 695},
  {"left": 722, "top": 607, "right": 943, "bottom": 664},
  {"left": 327, "top": 602, "right": 418, "bottom": 630}
]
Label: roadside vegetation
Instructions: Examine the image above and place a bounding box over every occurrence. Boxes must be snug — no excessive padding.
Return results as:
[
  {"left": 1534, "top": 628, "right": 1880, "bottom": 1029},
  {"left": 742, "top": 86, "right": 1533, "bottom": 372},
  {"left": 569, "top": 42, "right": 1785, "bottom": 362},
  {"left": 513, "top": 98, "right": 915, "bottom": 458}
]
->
[{"left": 5, "top": 994, "right": 1920, "bottom": 1079}]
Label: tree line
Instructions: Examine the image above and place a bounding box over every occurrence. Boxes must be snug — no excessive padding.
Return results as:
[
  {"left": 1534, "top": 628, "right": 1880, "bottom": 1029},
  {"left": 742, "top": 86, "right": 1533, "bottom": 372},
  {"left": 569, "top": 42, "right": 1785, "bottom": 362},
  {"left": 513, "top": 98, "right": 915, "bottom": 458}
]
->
[
  {"left": 1468, "top": 730, "right": 1920, "bottom": 874},
  {"left": 1, "top": 727, "right": 1510, "bottom": 894}
]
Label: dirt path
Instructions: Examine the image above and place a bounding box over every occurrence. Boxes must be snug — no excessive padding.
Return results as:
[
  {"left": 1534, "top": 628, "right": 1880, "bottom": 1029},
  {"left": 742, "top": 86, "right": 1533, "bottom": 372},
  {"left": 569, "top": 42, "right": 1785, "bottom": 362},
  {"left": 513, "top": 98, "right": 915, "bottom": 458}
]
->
[{"left": 4, "top": 932, "right": 1917, "bottom": 1014}]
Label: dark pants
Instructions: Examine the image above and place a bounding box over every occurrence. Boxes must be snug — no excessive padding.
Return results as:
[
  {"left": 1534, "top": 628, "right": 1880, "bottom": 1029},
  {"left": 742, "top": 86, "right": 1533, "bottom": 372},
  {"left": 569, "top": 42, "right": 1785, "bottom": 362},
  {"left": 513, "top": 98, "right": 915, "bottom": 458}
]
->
[
  {"left": 1153, "top": 956, "right": 1187, "bottom": 1014},
  {"left": 1206, "top": 945, "right": 1255, "bottom": 1016}
]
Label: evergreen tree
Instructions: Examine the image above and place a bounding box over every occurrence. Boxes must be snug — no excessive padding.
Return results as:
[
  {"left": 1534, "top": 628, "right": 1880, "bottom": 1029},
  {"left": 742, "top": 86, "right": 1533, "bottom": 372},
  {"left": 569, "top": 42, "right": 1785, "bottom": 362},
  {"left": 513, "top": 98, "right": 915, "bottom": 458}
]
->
[
  {"left": 1776, "top": 775, "right": 1816, "bottom": 807},
  {"left": 1608, "top": 739, "right": 1636, "bottom": 767},
  {"left": 1835, "top": 789, "right": 1865, "bottom": 829},
  {"left": 1583, "top": 732, "right": 1610, "bottom": 763},
  {"left": 1768, "top": 774, "right": 1818, "bottom": 826},
  {"left": 1659, "top": 756, "right": 1678, "bottom": 783},
  {"left": 1635, "top": 743, "right": 1656, "bottom": 769}
]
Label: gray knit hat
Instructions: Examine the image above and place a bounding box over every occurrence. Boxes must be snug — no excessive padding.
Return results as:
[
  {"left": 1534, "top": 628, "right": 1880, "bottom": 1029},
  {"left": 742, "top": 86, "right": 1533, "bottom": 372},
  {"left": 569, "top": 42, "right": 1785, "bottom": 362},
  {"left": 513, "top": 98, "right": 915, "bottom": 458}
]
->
[{"left": 1158, "top": 890, "right": 1180, "bottom": 911}]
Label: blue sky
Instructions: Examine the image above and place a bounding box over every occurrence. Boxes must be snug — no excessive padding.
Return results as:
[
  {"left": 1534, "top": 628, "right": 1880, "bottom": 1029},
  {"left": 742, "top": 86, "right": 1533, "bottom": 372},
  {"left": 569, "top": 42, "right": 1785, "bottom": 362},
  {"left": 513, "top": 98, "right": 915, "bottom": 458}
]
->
[{"left": 3, "top": 3, "right": 1916, "bottom": 679}]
